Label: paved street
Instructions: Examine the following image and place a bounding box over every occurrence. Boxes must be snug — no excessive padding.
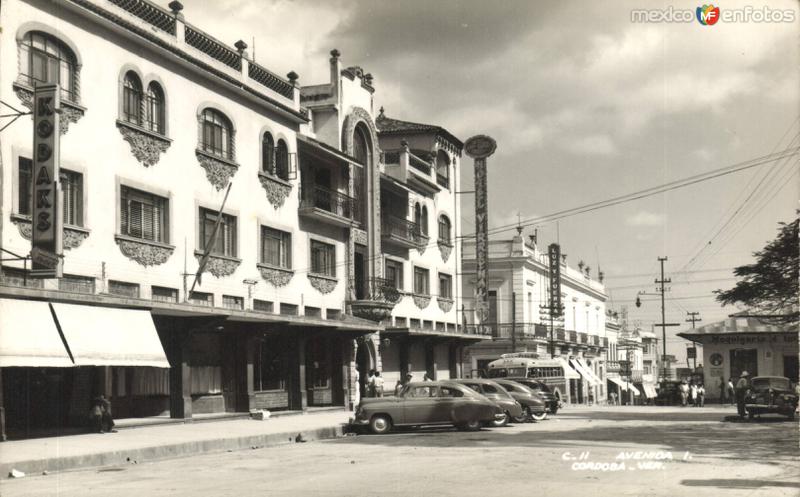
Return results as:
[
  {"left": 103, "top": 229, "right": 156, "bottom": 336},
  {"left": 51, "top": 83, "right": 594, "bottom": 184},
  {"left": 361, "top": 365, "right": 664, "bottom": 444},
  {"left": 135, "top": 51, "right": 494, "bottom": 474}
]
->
[{"left": 2, "top": 405, "right": 797, "bottom": 497}]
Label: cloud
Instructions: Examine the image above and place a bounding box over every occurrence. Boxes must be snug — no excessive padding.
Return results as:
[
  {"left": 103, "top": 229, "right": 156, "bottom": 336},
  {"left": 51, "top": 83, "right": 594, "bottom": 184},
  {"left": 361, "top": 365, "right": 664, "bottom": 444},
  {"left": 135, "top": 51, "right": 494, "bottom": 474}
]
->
[
  {"left": 562, "top": 134, "right": 618, "bottom": 156},
  {"left": 627, "top": 211, "right": 665, "bottom": 227}
]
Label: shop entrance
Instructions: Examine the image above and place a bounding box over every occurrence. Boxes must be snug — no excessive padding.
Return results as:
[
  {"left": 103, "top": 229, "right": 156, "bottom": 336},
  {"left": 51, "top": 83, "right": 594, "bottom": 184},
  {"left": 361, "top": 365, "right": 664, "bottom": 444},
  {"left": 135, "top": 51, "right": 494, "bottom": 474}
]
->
[{"left": 730, "top": 348, "right": 758, "bottom": 379}]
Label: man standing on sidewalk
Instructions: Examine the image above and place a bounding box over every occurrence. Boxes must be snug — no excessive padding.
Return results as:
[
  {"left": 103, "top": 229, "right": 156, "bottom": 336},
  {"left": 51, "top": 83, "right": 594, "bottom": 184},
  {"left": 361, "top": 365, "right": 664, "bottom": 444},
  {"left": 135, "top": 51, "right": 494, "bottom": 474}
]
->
[{"left": 736, "top": 371, "right": 751, "bottom": 418}]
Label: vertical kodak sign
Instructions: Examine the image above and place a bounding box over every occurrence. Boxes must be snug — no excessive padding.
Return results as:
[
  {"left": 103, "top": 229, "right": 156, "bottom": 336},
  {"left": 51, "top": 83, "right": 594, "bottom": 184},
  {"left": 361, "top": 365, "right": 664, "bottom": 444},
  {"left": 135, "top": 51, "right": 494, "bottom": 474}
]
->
[
  {"left": 30, "top": 83, "right": 63, "bottom": 277},
  {"left": 464, "top": 135, "right": 497, "bottom": 331},
  {"left": 548, "top": 243, "right": 562, "bottom": 317}
]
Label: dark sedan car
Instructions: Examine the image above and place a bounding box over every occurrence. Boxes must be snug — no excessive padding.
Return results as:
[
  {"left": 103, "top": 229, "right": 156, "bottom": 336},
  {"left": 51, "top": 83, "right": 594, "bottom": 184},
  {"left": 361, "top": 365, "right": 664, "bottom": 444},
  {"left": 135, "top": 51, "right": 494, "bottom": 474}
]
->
[
  {"left": 492, "top": 379, "right": 549, "bottom": 421},
  {"left": 745, "top": 376, "right": 798, "bottom": 420},
  {"left": 350, "top": 381, "right": 504, "bottom": 434},
  {"left": 447, "top": 378, "right": 524, "bottom": 427},
  {"left": 505, "top": 378, "right": 560, "bottom": 414}
]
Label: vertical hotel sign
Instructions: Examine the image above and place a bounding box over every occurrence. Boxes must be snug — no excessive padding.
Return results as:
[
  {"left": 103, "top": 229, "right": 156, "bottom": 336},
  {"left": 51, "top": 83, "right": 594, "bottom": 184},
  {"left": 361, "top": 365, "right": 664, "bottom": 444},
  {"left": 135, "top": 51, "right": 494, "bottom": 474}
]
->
[
  {"left": 548, "top": 243, "right": 562, "bottom": 317},
  {"left": 31, "top": 84, "right": 63, "bottom": 277},
  {"left": 464, "top": 134, "right": 497, "bottom": 331}
]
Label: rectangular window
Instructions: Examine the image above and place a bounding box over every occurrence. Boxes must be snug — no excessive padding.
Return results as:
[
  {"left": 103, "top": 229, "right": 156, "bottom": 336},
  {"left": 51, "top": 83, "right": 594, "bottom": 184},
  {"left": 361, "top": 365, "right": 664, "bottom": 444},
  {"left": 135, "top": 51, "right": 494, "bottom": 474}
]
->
[
  {"left": 310, "top": 240, "right": 335, "bottom": 277},
  {"left": 253, "top": 299, "right": 274, "bottom": 313},
  {"left": 279, "top": 303, "right": 298, "bottom": 316},
  {"left": 439, "top": 273, "right": 452, "bottom": 299},
  {"left": 305, "top": 306, "right": 321, "bottom": 318},
  {"left": 222, "top": 295, "right": 243, "bottom": 310},
  {"left": 19, "top": 158, "right": 83, "bottom": 226},
  {"left": 199, "top": 208, "right": 236, "bottom": 257},
  {"left": 385, "top": 259, "right": 403, "bottom": 290},
  {"left": 108, "top": 280, "right": 140, "bottom": 298},
  {"left": 261, "top": 226, "right": 291, "bottom": 268},
  {"left": 326, "top": 309, "right": 341, "bottom": 320},
  {"left": 1, "top": 267, "right": 43, "bottom": 288},
  {"left": 413, "top": 267, "right": 429, "bottom": 295},
  {"left": 189, "top": 291, "right": 213, "bottom": 307},
  {"left": 59, "top": 274, "right": 95, "bottom": 294},
  {"left": 254, "top": 336, "right": 287, "bottom": 391},
  {"left": 121, "top": 186, "right": 168, "bottom": 243},
  {"left": 151, "top": 286, "right": 178, "bottom": 303}
]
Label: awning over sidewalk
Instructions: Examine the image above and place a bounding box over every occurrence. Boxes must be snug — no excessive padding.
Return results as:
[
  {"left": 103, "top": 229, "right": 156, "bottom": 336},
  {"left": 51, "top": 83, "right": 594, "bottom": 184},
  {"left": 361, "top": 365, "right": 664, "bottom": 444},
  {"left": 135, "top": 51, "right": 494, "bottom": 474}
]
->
[
  {"left": 569, "top": 358, "right": 599, "bottom": 386},
  {"left": 641, "top": 384, "right": 658, "bottom": 398},
  {"left": 607, "top": 377, "right": 640, "bottom": 396},
  {"left": 0, "top": 299, "right": 73, "bottom": 367},
  {"left": 556, "top": 357, "right": 580, "bottom": 379},
  {"left": 576, "top": 357, "right": 603, "bottom": 385},
  {"left": 51, "top": 303, "right": 170, "bottom": 367}
]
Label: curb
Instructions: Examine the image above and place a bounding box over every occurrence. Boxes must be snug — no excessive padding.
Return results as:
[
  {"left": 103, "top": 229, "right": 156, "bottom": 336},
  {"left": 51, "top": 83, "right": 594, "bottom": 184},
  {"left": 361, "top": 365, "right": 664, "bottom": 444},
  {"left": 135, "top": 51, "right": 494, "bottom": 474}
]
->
[{"left": 2, "top": 424, "right": 346, "bottom": 478}]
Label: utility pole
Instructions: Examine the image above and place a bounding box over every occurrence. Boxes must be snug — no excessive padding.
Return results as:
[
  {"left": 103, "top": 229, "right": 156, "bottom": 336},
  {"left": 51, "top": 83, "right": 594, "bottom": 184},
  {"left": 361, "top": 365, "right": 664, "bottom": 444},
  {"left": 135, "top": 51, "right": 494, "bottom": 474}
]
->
[
  {"left": 655, "top": 257, "right": 671, "bottom": 383},
  {"left": 686, "top": 311, "right": 701, "bottom": 369}
]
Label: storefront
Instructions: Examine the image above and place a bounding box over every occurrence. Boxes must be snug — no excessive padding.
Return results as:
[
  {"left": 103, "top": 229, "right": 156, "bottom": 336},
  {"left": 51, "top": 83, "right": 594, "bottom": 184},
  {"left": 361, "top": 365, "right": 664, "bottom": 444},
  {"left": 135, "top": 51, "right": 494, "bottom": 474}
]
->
[{"left": 678, "top": 316, "right": 798, "bottom": 402}]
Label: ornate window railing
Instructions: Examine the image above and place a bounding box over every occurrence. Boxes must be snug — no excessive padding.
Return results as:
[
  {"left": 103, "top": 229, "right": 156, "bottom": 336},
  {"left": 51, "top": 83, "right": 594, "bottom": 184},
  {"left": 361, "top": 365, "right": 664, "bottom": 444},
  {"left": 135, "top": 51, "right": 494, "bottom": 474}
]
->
[
  {"left": 301, "top": 185, "right": 355, "bottom": 220},
  {"left": 381, "top": 215, "right": 425, "bottom": 245}
]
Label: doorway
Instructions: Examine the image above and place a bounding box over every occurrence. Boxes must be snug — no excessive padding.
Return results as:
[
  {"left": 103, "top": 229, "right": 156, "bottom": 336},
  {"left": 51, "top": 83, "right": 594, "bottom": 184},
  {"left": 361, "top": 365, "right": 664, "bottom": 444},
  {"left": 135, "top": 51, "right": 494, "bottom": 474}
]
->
[{"left": 730, "top": 348, "right": 758, "bottom": 380}]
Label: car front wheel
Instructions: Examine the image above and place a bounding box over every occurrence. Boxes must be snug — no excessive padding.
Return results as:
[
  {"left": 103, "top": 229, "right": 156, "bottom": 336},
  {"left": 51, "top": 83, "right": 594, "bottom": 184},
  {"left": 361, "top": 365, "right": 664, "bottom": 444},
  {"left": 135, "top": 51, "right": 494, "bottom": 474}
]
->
[
  {"left": 369, "top": 415, "right": 393, "bottom": 434},
  {"left": 458, "top": 418, "right": 483, "bottom": 431},
  {"left": 491, "top": 412, "right": 510, "bottom": 427},
  {"left": 530, "top": 410, "right": 548, "bottom": 422}
]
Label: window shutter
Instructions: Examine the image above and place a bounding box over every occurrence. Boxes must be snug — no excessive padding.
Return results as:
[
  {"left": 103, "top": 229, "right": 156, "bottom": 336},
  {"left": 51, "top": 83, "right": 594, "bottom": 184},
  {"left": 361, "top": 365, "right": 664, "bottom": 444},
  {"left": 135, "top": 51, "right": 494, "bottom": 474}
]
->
[
  {"left": 288, "top": 152, "right": 297, "bottom": 180},
  {"left": 19, "top": 158, "right": 33, "bottom": 216}
]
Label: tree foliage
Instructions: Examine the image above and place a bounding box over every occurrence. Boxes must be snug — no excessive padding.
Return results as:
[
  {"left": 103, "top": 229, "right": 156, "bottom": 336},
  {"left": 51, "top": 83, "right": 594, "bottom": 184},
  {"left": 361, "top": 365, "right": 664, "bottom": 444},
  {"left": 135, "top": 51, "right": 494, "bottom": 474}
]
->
[{"left": 715, "top": 217, "right": 799, "bottom": 326}]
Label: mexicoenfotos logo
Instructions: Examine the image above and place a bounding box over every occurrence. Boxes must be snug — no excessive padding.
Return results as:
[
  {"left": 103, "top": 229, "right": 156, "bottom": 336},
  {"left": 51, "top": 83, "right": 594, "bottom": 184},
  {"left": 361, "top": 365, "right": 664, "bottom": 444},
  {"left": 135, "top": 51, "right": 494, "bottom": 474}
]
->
[
  {"left": 696, "top": 4, "right": 720, "bottom": 25},
  {"left": 631, "top": 4, "right": 796, "bottom": 24}
]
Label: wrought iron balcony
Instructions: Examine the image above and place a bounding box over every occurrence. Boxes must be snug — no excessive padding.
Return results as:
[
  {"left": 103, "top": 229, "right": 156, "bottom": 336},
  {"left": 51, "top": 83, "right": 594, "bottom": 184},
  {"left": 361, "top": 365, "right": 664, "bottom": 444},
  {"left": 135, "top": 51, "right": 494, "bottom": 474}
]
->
[
  {"left": 381, "top": 215, "right": 426, "bottom": 249},
  {"left": 349, "top": 277, "right": 401, "bottom": 322},
  {"left": 299, "top": 185, "right": 356, "bottom": 227}
]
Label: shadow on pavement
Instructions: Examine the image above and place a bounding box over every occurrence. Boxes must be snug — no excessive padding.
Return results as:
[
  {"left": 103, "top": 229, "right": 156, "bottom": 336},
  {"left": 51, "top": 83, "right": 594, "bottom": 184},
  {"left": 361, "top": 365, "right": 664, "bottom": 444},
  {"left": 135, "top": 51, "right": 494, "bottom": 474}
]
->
[
  {"left": 681, "top": 479, "right": 800, "bottom": 489},
  {"left": 342, "top": 410, "right": 799, "bottom": 463}
]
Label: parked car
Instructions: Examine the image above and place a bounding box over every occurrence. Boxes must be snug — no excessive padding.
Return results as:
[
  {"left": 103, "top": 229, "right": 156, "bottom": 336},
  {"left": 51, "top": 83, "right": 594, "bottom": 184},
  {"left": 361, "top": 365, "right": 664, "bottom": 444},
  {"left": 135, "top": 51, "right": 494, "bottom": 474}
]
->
[
  {"left": 654, "top": 380, "right": 683, "bottom": 406},
  {"left": 446, "top": 378, "right": 524, "bottom": 427},
  {"left": 491, "top": 379, "right": 549, "bottom": 421},
  {"left": 745, "top": 376, "right": 798, "bottom": 420},
  {"left": 350, "top": 381, "right": 505, "bottom": 434},
  {"left": 505, "top": 377, "right": 559, "bottom": 414}
]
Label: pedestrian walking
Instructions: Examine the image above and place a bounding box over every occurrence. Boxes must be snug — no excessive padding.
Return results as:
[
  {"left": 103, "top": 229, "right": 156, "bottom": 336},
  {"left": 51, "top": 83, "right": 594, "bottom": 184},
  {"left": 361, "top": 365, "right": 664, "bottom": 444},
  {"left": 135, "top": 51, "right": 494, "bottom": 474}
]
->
[
  {"left": 374, "top": 371, "right": 384, "bottom": 397},
  {"left": 395, "top": 372, "right": 413, "bottom": 395},
  {"left": 697, "top": 383, "right": 705, "bottom": 407},
  {"left": 354, "top": 368, "right": 361, "bottom": 406},
  {"left": 99, "top": 395, "right": 116, "bottom": 432},
  {"left": 609, "top": 391, "right": 617, "bottom": 406},
  {"left": 689, "top": 382, "right": 698, "bottom": 407},
  {"left": 719, "top": 377, "right": 726, "bottom": 404},
  {"left": 367, "top": 369, "right": 376, "bottom": 397},
  {"left": 735, "top": 371, "right": 751, "bottom": 418},
  {"left": 679, "top": 381, "right": 689, "bottom": 407},
  {"left": 89, "top": 395, "right": 116, "bottom": 433},
  {"left": 726, "top": 378, "right": 736, "bottom": 406}
]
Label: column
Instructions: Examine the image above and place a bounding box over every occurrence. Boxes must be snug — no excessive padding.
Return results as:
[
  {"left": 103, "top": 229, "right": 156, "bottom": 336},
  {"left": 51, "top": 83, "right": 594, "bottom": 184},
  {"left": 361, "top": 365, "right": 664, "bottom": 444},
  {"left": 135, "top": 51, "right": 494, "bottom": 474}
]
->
[
  {"left": 169, "top": 325, "right": 192, "bottom": 420},
  {"left": 0, "top": 369, "right": 6, "bottom": 441},
  {"left": 425, "top": 340, "right": 436, "bottom": 380},
  {"left": 288, "top": 333, "right": 307, "bottom": 411}
]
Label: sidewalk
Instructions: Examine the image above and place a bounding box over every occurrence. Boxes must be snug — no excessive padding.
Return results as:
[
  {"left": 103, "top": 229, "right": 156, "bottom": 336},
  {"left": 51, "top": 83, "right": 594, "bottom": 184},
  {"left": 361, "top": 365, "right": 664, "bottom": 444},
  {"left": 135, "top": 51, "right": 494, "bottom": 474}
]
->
[{"left": 0, "top": 410, "right": 351, "bottom": 478}]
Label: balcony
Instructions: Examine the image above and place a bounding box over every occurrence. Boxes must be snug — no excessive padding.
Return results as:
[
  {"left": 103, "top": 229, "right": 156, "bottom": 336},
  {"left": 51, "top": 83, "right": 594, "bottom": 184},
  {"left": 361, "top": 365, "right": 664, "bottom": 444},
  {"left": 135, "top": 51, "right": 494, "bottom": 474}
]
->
[
  {"left": 349, "top": 278, "right": 401, "bottom": 322},
  {"left": 299, "top": 185, "right": 356, "bottom": 227},
  {"left": 578, "top": 332, "right": 588, "bottom": 345},
  {"left": 381, "top": 215, "right": 427, "bottom": 250}
]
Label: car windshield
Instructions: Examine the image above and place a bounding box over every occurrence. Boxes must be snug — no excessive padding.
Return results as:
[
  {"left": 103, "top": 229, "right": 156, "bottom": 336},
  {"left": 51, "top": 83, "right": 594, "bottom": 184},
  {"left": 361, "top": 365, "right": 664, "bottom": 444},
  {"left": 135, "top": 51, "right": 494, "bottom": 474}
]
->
[{"left": 751, "top": 377, "right": 791, "bottom": 391}]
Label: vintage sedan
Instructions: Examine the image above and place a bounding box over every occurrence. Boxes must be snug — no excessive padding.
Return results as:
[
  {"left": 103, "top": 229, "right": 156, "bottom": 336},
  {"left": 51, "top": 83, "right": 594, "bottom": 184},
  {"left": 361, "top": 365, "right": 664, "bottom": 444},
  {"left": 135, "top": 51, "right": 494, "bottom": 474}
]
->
[
  {"left": 492, "top": 379, "right": 549, "bottom": 422},
  {"left": 447, "top": 378, "right": 524, "bottom": 427},
  {"left": 350, "top": 381, "right": 505, "bottom": 434},
  {"left": 745, "top": 376, "right": 798, "bottom": 420},
  {"left": 506, "top": 377, "right": 560, "bottom": 414}
]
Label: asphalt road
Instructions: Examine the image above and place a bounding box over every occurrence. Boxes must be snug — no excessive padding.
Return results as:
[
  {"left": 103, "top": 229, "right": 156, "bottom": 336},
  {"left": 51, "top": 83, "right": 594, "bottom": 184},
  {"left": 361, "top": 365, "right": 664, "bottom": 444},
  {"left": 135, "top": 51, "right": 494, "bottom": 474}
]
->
[{"left": 2, "top": 405, "right": 797, "bottom": 497}]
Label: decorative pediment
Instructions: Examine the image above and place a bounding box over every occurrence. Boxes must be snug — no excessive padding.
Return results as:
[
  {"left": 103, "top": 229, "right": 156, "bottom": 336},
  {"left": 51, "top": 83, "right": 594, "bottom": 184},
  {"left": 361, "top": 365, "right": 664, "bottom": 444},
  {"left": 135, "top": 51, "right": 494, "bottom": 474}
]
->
[
  {"left": 196, "top": 150, "right": 239, "bottom": 191},
  {"left": 309, "top": 274, "right": 338, "bottom": 294},
  {"left": 195, "top": 253, "right": 241, "bottom": 278},
  {"left": 117, "top": 121, "right": 171, "bottom": 167},
  {"left": 258, "top": 263, "right": 294, "bottom": 287},
  {"left": 258, "top": 172, "right": 292, "bottom": 208},
  {"left": 115, "top": 235, "right": 174, "bottom": 266}
]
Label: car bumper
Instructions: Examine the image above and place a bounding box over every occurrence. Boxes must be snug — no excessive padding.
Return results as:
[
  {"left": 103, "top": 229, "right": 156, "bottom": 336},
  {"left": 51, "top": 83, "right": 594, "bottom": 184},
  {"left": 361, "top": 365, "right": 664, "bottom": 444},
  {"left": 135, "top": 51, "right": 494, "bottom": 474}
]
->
[{"left": 349, "top": 416, "right": 370, "bottom": 426}]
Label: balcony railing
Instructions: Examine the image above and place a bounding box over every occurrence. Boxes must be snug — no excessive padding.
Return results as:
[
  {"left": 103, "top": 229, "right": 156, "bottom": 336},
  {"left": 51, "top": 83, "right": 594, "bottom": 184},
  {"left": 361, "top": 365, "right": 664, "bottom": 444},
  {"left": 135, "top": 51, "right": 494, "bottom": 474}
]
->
[
  {"left": 381, "top": 215, "right": 426, "bottom": 247},
  {"left": 436, "top": 173, "right": 449, "bottom": 188},
  {"left": 408, "top": 154, "right": 432, "bottom": 175},
  {"left": 578, "top": 332, "right": 588, "bottom": 344},
  {"left": 301, "top": 185, "right": 355, "bottom": 221}
]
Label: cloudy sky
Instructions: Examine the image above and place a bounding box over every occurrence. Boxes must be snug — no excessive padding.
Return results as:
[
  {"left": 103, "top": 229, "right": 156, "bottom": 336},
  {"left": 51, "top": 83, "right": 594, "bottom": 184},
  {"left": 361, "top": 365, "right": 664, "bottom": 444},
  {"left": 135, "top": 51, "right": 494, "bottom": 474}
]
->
[{"left": 183, "top": 0, "right": 799, "bottom": 362}]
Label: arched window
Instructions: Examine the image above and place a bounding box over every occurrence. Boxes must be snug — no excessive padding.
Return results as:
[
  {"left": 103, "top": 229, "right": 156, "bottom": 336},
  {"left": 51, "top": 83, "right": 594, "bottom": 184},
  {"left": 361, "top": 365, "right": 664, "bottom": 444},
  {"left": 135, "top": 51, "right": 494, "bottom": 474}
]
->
[
  {"left": 353, "top": 125, "right": 371, "bottom": 167},
  {"left": 275, "top": 140, "right": 289, "bottom": 180},
  {"left": 262, "top": 132, "right": 275, "bottom": 174},
  {"left": 199, "top": 108, "right": 234, "bottom": 160},
  {"left": 20, "top": 31, "right": 78, "bottom": 102},
  {"left": 421, "top": 206, "right": 429, "bottom": 236},
  {"left": 122, "top": 71, "right": 143, "bottom": 125},
  {"left": 414, "top": 203, "right": 422, "bottom": 234},
  {"left": 436, "top": 150, "right": 450, "bottom": 188},
  {"left": 352, "top": 124, "right": 371, "bottom": 225},
  {"left": 438, "top": 215, "right": 451, "bottom": 245},
  {"left": 145, "top": 82, "right": 165, "bottom": 134}
]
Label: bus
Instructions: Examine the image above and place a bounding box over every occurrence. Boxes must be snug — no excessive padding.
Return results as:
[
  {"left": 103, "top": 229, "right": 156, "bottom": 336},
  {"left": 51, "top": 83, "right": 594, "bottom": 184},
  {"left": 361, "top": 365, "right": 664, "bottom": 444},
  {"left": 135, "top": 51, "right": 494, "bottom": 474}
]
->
[{"left": 484, "top": 353, "right": 579, "bottom": 404}]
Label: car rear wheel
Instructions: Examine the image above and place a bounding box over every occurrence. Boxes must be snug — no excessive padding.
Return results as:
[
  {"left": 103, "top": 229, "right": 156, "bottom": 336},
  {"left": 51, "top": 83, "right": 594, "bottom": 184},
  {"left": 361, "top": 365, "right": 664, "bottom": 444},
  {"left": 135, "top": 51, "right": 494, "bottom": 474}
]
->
[
  {"left": 530, "top": 410, "right": 548, "bottom": 422},
  {"left": 512, "top": 410, "right": 529, "bottom": 424},
  {"left": 491, "top": 412, "right": 510, "bottom": 427},
  {"left": 458, "top": 418, "right": 482, "bottom": 431},
  {"left": 369, "top": 415, "right": 392, "bottom": 434}
]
